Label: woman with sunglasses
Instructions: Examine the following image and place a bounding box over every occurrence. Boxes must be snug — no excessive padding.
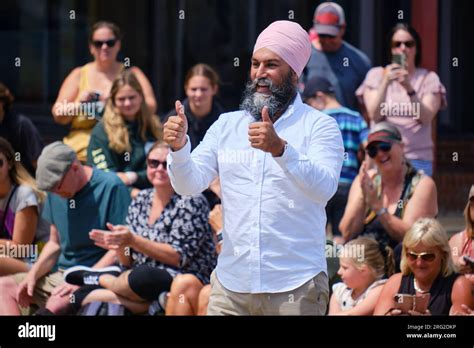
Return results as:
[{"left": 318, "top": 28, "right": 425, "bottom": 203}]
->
[
  {"left": 0, "top": 137, "right": 49, "bottom": 276},
  {"left": 340, "top": 122, "right": 438, "bottom": 252},
  {"left": 64, "top": 141, "right": 216, "bottom": 314},
  {"left": 52, "top": 21, "right": 157, "bottom": 163},
  {"left": 374, "top": 218, "right": 472, "bottom": 315},
  {"left": 87, "top": 69, "right": 162, "bottom": 198},
  {"left": 356, "top": 23, "right": 447, "bottom": 176},
  {"left": 449, "top": 185, "right": 474, "bottom": 292}
]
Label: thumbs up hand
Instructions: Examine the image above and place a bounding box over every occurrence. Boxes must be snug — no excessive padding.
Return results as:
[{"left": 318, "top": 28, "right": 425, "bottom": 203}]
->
[
  {"left": 164, "top": 100, "right": 189, "bottom": 151},
  {"left": 248, "top": 106, "right": 286, "bottom": 157}
]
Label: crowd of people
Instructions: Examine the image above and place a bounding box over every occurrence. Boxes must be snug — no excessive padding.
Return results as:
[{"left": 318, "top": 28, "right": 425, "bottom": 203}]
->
[{"left": 0, "top": 2, "right": 472, "bottom": 316}]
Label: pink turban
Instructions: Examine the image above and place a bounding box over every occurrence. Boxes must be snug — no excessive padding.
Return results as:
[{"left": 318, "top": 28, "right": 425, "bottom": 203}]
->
[{"left": 253, "top": 20, "right": 311, "bottom": 77}]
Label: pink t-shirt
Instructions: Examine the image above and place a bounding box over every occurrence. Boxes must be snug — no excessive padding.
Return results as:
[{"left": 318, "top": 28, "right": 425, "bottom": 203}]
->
[{"left": 356, "top": 67, "right": 447, "bottom": 161}]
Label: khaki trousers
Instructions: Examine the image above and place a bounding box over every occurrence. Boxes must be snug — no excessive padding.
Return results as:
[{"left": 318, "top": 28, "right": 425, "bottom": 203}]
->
[{"left": 207, "top": 271, "right": 329, "bottom": 315}]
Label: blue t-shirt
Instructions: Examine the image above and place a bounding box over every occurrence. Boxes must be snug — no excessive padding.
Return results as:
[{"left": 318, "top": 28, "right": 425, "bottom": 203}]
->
[
  {"left": 324, "top": 107, "right": 368, "bottom": 184},
  {"left": 304, "top": 41, "right": 371, "bottom": 110},
  {"left": 42, "top": 169, "right": 131, "bottom": 269}
]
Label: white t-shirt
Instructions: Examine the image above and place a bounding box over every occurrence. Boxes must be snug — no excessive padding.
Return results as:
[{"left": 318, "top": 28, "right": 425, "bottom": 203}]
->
[{"left": 332, "top": 279, "right": 387, "bottom": 311}]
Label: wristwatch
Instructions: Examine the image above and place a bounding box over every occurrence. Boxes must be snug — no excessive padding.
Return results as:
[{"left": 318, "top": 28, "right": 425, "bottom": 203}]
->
[{"left": 376, "top": 207, "right": 388, "bottom": 217}]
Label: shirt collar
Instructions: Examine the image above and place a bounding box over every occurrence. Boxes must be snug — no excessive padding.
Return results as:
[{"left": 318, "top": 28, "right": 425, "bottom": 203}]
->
[{"left": 274, "top": 93, "right": 303, "bottom": 125}]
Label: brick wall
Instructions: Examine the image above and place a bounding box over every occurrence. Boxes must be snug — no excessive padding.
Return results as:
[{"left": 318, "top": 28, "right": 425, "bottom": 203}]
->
[{"left": 435, "top": 139, "right": 474, "bottom": 213}]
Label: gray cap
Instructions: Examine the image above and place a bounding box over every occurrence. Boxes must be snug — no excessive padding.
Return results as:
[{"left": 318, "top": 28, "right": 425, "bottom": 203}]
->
[
  {"left": 313, "top": 2, "right": 346, "bottom": 36},
  {"left": 36, "top": 142, "right": 77, "bottom": 191}
]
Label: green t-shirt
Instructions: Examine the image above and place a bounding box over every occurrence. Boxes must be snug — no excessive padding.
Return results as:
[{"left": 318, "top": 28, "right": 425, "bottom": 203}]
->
[
  {"left": 42, "top": 169, "right": 131, "bottom": 269},
  {"left": 87, "top": 121, "right": 157, "bottom": 189}
]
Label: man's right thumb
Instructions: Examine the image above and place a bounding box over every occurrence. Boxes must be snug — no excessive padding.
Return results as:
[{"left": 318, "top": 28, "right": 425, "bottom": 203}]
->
[{"left": 175, "top": 100, "right": 186, "bottom": 120}]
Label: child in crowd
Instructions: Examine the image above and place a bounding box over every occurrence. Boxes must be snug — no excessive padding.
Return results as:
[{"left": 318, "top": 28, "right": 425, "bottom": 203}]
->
[{"left": 329, "top": 237, "right": 395, "bottom": 315}]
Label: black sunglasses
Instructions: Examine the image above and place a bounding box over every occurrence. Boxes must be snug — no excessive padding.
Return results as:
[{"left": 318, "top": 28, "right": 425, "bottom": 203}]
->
[
  {"left": 392, "top": 40, "right": 415, "bottom": 48},
  {"left": 366, "top": 142, "right": 392, "bottom": 158},
  {"left": 147, "top": 159, "right": 167, "bottom": 169},
  {"left": 407, "top": 251, "right": 436, "bottom": 262},
  {"left": 318, "top": 34, "right": 337, "bottom": 39},
  {"left": 92, "top": 39, "right": 117, "bottom": 49}
]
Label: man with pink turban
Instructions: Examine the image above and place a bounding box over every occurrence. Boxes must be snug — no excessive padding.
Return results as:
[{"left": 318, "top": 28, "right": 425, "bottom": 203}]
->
[{"left": 164, "top": 20, "right": 344, "bottom": 315}]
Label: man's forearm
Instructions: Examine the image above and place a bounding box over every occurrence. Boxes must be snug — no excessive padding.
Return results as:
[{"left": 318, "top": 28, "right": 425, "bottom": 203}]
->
[
  {"left": 168, "top": 135, "right": 217, "bottom": 196},
  {"left": 29, "top": 241, "right": 61, "bottom": 280}
]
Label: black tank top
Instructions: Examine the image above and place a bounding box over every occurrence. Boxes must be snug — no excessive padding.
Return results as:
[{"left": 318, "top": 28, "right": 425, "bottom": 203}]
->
[
  {"left": 360, "top": 164, "right": 420, "bottom": 248},
  {"left": 398, "top": 273, "right": 460, "bottom": 315}
]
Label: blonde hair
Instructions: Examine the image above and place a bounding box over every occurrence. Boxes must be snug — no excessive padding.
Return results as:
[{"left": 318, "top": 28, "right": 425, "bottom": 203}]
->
[
  {"left": 463, "top": 196, "right": 473, "bottom": 239},
  {"left": 103, "top": 69, "right": 162, "bottom": 153},
  {"left": 401, "top": 218, "right": 455, "bottom": 277},
  {"left": 343, "top": 237, "right": 395, "bottom": 279},
  {"left": 0, "top": 137, "right": 45, "bottom": 203}
]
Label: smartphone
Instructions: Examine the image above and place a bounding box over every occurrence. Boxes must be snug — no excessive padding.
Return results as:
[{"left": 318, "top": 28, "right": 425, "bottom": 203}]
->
[
  {"left": 392, "top": 53, "right": 406, "bottom": 69},
  {"left": 90, "top": 91, "right": 101, "bottom": 102},
  {"left": 463, "top": 255, "right": 474, "bottom": 267},
  {"left": 394, "top": 293, "right": 430, "bottom": 314}
]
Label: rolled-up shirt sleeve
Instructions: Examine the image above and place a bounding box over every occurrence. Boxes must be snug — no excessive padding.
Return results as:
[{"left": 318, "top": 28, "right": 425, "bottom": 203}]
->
[
  {"left": 273, "top": 114, "right": 344, "bottom": 203},
  {"left": 167, "top": 118, "right": 221, "bottom": 195}
]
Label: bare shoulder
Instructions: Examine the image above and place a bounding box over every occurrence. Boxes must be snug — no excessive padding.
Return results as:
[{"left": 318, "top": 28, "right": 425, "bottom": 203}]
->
[
  {"left": 64, "top": 66, "right": 82, "bottom": 82},
  {"left": 449, "top": 230, "right": 464, "bottom": 244},
  {"left": 453, "top": 274, "right": 471, "bottom": 290},
  {"left": 384, "top": 273, "right": 403, "bottom": 290},
  {"left": 416, "top": 175, "right": 436, "bottom": 191}
]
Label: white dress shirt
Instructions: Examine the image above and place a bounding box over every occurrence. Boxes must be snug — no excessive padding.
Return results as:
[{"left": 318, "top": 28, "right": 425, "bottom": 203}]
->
[{"left": 168, "top": 94, "right": 344, "bottom": 293}]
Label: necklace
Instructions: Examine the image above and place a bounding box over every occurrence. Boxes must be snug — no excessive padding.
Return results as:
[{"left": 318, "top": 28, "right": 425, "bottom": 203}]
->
[{"left": 413, "top": 278, "right": 430, "bottom": 294}]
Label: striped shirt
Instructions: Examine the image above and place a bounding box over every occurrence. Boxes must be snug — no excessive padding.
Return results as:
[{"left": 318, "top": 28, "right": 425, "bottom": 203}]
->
[{"left": 324, "top": 107, "right": 368, "bottom": 184}]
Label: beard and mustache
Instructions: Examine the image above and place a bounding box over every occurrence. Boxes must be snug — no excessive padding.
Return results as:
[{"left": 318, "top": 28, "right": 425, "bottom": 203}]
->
[{"left": 239, "top": 70, "right": 297, "bottom": 122}]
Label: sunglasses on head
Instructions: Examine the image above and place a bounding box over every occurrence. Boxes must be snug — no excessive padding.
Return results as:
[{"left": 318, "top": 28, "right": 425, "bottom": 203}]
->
[
  {"left": 392, "top": 40, "right": 415, "bottom": 48},
  {"left": 92, "top": 39, "right": 117, "bottom": 49},
  {"left": 366, "top": 142, "right": 392, "bottom": 158},
  {"left": 407, "top": 251, "right": 436, "bottom": 262},
  {"left": 147, "top": 159, "right": 167, "bottom": 169}
]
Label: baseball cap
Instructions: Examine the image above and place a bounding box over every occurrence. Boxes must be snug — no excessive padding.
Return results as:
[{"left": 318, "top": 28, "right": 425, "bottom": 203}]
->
[
  {"left": 36, "top": 141, "right": 77, "bottom": 191},
  {"left": 302, "top": 76, "right": 335, "bottom": 100},
  {"left": 367, "top": 122, "right": 402, "bottom": 146},
  {"left": 313, "top": 2, "right": 346, "bottom": 36}
]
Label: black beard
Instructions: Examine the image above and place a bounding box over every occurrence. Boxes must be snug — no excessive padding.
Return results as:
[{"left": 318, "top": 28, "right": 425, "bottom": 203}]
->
[{"left": 239, "top": 70, "right": 297, "bottom": 122}]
